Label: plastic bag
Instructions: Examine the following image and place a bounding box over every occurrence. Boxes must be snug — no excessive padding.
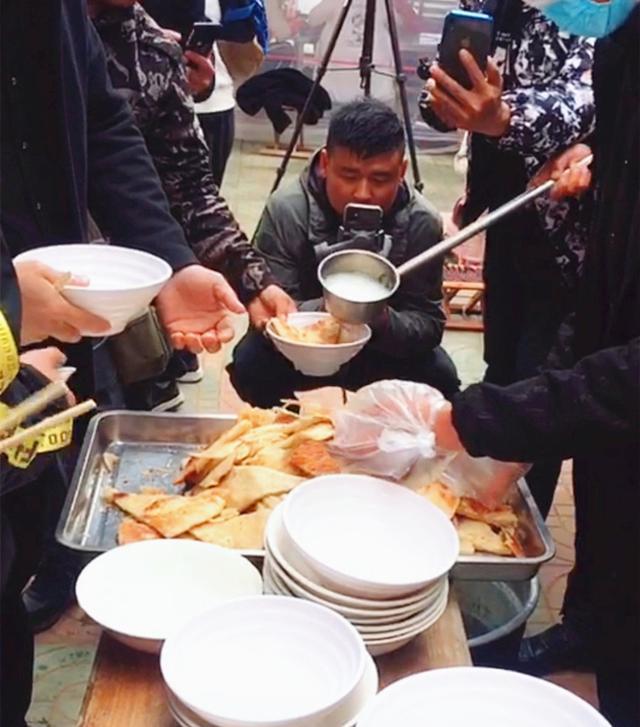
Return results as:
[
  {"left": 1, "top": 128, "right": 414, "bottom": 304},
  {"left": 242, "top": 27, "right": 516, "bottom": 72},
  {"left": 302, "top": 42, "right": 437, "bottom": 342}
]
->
[
  {"left": 438, "top": 452, "right": 531, "bottom": 509},
  {"left": 330, "top": 379, "right": 530, "bottom": 506},
  {"left": 330, "top": 380, "right": 447, "bottom": 481}
]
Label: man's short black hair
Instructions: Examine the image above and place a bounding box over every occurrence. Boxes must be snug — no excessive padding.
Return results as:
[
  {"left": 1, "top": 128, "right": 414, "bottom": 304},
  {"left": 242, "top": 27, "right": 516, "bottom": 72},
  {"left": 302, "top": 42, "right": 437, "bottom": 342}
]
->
[{"left": 326, "top": 98, "right": 405, "bottom": 159}]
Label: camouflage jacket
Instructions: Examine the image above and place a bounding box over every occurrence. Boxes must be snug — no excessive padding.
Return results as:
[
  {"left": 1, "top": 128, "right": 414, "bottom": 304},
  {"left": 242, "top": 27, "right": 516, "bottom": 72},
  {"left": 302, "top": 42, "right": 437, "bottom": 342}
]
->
[
  {"left": 93, "top": 4, "right": 274, "bottom": 303},
  {"left": 419, "top": 1, "right": 595, "bottom": 289}
]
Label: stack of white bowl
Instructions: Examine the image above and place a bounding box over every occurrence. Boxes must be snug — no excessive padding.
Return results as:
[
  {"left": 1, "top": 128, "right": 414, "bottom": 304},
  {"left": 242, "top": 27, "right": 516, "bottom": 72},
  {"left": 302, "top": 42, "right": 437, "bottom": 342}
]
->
[
  {"left": 161, "top": 595, "right": 379, "bottom": 727},
  {"left": 263, "top": 474, "right": 459, "bottom": 656}
]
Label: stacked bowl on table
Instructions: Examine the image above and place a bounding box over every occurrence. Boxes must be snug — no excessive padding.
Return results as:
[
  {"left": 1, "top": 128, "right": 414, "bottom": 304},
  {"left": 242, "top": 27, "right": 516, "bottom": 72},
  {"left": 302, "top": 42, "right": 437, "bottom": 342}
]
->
[
  {"left": 161, "top": 595, "right": 379, "bottom": 727},
  {"left": 263, "top": 474, "right": 460, "bottom": 656}
]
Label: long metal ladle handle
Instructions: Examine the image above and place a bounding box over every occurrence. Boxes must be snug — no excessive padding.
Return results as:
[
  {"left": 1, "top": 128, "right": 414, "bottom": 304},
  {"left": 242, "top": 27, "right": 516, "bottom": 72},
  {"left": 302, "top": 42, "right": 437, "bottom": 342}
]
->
[{"left": 396, "top": 155, "right": 593, "bottom": 277}]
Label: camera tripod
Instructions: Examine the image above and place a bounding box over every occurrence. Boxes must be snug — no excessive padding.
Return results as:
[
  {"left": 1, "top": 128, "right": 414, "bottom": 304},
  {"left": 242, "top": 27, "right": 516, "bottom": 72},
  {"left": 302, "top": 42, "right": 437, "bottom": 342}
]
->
[{"left": 270, "top": 0, "right": 424, "bottom": 193}]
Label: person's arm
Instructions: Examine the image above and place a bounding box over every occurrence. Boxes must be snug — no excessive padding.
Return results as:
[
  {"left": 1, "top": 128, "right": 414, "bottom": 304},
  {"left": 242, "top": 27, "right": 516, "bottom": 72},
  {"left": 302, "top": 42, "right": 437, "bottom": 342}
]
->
[
  {"left": 254, "top": 193, "right": 313, "bottom": 304},
  {"left": 450, "top": 338, "right": 640, "bottom": 462},
  {"left": 368, "top": 205, "right": 445, "bottom": 358},
  {"left": 84, "top": 20, "right": 196, "bottom": 271},
  {"left": 144, "top": 56, "right": 275, "bottom": 304},
  {"left": 492, "top": 19, "right": 595, "bottom": 158}
]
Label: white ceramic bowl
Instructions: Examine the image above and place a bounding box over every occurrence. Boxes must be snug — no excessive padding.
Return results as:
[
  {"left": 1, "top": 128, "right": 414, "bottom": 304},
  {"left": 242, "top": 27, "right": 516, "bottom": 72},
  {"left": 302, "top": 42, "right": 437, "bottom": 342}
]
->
[
  {"left": 282, "top": 475, "right": 459, "bottom": 599},
  {"left": 265, "top": 504, "right": 442, "bottom": 611},
  {"left": 357, "top": 667, "right": 611, "bottom": 727},
  {"left": 266, "top": 312, "right": 371, "bottom": 376},
  {"left": 75, "top": 540, "right": 262, "bottom": 654},
  {"left": 160, "top": 595, "right": 367, "bottom": 727},
  {"left": 14, "top": 244, "right": 172, "bottom": 334},
  {"left": 166, "top": 652, "right": 379, "bottom": 727},
  {"left": 264, "top": 552, "right": 444, "bottom": 623}
]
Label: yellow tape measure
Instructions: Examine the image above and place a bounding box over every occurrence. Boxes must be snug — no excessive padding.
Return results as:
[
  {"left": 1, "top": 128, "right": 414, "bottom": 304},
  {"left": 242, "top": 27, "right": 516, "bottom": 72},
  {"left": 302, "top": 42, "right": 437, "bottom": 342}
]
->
[
  {"left": 0, "top": 311, "right": 20, "bottom": 395},
  {"left": 0, "top": 310, "right": 73, "bottom": 467},
  {"left": 0, "top": 401, "right": 73, "bottom": 468}
]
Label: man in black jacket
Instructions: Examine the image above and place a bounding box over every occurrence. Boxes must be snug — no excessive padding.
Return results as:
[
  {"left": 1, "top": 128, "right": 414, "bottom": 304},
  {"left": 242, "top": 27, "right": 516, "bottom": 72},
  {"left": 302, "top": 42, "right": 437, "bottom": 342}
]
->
[
  {"left": 432, "top": 6, "right": 639, "bottom": 723},
  {"left": 229, "top": 99, "right": 459, "bottom": 407}
]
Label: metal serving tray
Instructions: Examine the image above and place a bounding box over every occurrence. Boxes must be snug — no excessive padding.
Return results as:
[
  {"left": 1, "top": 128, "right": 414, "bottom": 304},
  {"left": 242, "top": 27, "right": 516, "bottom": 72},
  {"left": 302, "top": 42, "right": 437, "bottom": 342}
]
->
[{"left": 57, "top": 411, "right": 555, "bottom": 580}]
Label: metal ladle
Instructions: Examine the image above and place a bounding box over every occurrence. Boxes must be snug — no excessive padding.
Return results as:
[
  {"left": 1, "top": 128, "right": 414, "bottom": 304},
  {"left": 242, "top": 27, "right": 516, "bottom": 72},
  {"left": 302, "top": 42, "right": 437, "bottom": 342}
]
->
[{"left": 319, "top": 156, "right": 592, "bottom": 324}]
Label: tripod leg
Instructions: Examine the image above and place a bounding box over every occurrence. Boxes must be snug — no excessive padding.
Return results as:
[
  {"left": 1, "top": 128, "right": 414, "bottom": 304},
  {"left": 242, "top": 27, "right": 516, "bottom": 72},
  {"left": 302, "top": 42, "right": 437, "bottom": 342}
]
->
[
  {"left": 270, "top": 0, "right": 355, "bottom": 195},
  {"left": 383, "top": 0, "right": 424, "bottom": 192},
  {"left": 359, "top": 0, "right": 377, "bottom": 96}
]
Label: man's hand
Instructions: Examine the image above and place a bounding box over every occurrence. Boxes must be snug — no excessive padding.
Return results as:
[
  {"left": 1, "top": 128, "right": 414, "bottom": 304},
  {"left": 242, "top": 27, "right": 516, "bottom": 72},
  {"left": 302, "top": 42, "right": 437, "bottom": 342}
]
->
[
  {"left": 14, "top": 261, "right": 110, "bottom": 345},
  {"left": 20, "top": 347, "right": 75, "bottom": 405},
  {"left": 247, "top": 285, "right": 297, "bottom": 330},
  {"left": 155, "top": 265, "right": 245, "bottom": 353},
  {"left": 184, "top": 50, "right": 215, "bottom": 98},
  {"left": 427, "top": 52, "right": 510, "bottom": 137},
  {"left": 530, "top": 144, "right": 593, "bottom": 200}
]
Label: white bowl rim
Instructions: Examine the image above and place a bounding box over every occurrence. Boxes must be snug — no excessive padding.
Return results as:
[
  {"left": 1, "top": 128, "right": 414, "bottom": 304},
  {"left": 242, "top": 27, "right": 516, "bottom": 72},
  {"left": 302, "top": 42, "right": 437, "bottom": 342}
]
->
[
  {"left": 267, "top": 312, "right": 372, "bottom": 350},
  {"left": 357, "top": 666, "right": 611, "bottom": 726},
  {"left": 282, "top": 475, "right": 459, "bottom": 590},
  {"left": 160, "top": 594, "right": 367, "bottom": 727},
  {"left": 14, "top": 243, "right": 173, "bottom": 293},
  {"left": 76, "top": 540, "right": 262, "bottom": 640},
  {"left": 265, "top": 505, "right": 443, "bottom": 608}
]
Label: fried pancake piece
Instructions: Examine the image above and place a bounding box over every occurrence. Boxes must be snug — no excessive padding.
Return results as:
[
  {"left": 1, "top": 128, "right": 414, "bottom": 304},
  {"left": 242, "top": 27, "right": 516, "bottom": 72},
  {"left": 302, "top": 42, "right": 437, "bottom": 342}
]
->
[
  {"left": 457, "top": 497, "right": 519, "bottom": 530},
  {"left": 143, "top": 491, "right": 225, "bottom": 538},
  {"left": 117, "top": 518, "right": 161, "bottom": 545},
  {"left": 290, "top": 440, "right": 341, "bottom": 477},
  {"left": 189, "top": 510, "right": 269, "bottom": 549},
  {"left": 502, "top": 527, "right": 526, "bottom": 558},
  {"left": 104, "top": 488, "right": 171, "bottom": 520},
  {"left": 417, "top": 481, "right": 460, "bottom": 520},
  {"left": 214, "top": 466, "right": 303, "bottom": 512},
  {"left": 455, "top": 517, "right": 512, "bottom": 557},
  {"left": 303, "top": 318, "right": 341, "bottom": 344}
]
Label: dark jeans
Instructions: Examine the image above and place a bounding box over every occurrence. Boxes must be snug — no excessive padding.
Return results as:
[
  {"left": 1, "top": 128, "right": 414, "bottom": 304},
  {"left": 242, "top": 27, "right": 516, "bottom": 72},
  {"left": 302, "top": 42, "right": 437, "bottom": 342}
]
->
[
  {"left": 228, "top": 330, "right": 460, "bottom": 408},
  {"left": 1, "top": 465, "right": 63, "bottom": 727},
  {"left": 483, "top": 210, "right": 571, "bottom": 519},
  {"left": 197, "top": 107, "right": 235, "bottom": 187}
]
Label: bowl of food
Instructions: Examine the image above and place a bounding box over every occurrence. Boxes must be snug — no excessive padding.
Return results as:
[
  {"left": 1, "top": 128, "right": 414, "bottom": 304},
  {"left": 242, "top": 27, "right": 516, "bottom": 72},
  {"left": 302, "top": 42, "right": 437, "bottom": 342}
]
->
[
  {"left": 160, "top": 595, "right": 367, "bottom": 727},
  {"left": 266, "top": 311, "right": 371, "bottom": 376},
  {"left": 14, "top": 243, "right": 172, "bottom": 335},
  {"left": 282, "top": 474, "right": 459, "bottom": 599},
  {"left": 75, "top": 540, "right": 262, "bottom": 653}
]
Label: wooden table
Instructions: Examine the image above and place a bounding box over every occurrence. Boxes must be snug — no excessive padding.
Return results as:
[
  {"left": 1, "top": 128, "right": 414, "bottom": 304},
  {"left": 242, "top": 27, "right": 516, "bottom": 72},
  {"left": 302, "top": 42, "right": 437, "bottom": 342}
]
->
[{"left": 80, "top": 593, "right": 471, "bottom": 726}]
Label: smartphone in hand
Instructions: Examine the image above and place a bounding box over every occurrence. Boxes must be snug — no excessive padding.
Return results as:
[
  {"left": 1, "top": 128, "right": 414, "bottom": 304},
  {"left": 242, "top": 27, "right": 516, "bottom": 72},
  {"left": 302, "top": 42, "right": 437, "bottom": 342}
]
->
[
  {"left": 183, "top": 22, "right": 223, "bottom": 56},
  {"left": 439, "top": 10, "right": 493, "bottom": 89},
  {"left": 343, "top": 204, "right": 384, "bottom": 232}
]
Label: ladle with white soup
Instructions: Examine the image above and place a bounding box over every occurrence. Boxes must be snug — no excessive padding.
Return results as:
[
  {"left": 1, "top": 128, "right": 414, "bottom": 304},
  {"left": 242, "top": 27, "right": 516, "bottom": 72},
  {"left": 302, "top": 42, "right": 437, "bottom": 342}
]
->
[{"left": 318, "top": 250, "right": 399, "bottom": 325}]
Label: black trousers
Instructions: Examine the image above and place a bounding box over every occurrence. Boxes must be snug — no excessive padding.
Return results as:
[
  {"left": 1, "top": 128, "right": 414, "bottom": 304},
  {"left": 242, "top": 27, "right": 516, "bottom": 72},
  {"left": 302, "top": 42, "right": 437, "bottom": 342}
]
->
[
  {"left": 228, "top": 330, "right": 460, "bottom": 408},
  {"left": 0, "top": 464, "right": 63, "bottom": 727},
  {"left": 197, "top": 107, "right": 235, "bottom": 187},
  {"left": 482, "top": 209, "right": 571, "bottom": 519}
]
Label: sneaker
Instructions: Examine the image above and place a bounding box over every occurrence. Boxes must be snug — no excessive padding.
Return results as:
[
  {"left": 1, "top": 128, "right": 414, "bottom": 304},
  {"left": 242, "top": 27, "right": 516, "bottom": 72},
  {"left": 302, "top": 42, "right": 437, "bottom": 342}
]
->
[
  {"left": 174, "top": 352, "right": 203, "bottom": 383},
  {"left": 125, "top": 379, "right": 185, "bottom": 412}
]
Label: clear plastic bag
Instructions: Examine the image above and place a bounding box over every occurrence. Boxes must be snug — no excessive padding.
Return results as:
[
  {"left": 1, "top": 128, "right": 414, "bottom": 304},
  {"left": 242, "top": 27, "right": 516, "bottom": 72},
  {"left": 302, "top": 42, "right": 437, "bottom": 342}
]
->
[
  {"left": 330, "top": 379, "right": 530, "bottom": 505},
  {"left": 330, "top": 380, "right": 447, "bottom": 481},
  {"left": 438, "top": 452, "right": 531, "bottom": 509}
]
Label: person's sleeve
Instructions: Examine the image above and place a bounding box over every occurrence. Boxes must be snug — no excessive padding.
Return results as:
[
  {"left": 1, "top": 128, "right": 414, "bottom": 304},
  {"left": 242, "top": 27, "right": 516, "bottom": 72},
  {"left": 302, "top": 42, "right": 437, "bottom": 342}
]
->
[
  {"left": 368, "top": 205, "right": 445, "bottom": 358},
  {"left": 452, "top": 338, "right": 640, "bottom": 462},
  {"left": 254, "top": 194, "right": 310, "bottom": 303},
  {"left": 145, "top": 59, "right": 275, "bottom": 303},
  {"left": 493, "top": 20, "right": 595, "bottom": 157},
  {"left": 84, "top": 20, "right": 196, "bottom": 271}
]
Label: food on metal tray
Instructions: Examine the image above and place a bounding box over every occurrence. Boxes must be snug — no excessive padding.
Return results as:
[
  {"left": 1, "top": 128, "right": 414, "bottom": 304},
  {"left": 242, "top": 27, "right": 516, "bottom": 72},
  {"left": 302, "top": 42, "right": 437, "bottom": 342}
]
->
[
  {"left": 270, "top": 316, "right": 342, "bottom": 345},
  {"left": 107, "top": 405, "right": 337, "bottom": 548},
  {"left": 106, "top": 405, "right": 525, "bottom": 558},
  {"left": 418, "top": 481, "right": 524, "bottom": 558}
]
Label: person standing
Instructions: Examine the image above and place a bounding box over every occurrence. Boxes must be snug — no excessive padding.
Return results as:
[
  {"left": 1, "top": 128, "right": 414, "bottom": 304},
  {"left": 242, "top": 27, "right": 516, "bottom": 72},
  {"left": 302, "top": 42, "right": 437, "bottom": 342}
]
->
[
  {"left": 420, "top": 0, "right": 595, "bottom": 521},
  {"left": 429, "top": 3, "right": 639, "bottom": 720}
]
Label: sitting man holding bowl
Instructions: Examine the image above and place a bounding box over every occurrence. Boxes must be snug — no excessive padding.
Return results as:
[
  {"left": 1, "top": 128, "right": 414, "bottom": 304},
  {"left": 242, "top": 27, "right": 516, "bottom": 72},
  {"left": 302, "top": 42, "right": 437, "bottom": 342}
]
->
[{"left": 229, "top": 98, "right": 459, "bottom": 407}]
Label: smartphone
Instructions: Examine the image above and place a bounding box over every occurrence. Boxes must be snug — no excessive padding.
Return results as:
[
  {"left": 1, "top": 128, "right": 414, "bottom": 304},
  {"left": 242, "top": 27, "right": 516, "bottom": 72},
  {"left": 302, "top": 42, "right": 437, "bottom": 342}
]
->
[
  {"left": 183, "top": 22, "right": 223, "bottom": 56},
  {"left": 439, "top": 10, "right": 493, "bottom": 89},
  {"left": 343, "top": 203, "right": 383, "bottom": 232}
]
